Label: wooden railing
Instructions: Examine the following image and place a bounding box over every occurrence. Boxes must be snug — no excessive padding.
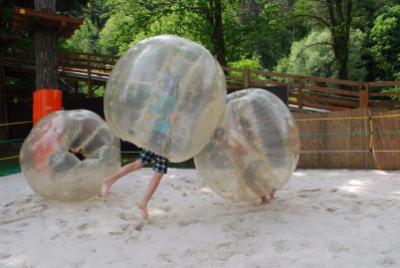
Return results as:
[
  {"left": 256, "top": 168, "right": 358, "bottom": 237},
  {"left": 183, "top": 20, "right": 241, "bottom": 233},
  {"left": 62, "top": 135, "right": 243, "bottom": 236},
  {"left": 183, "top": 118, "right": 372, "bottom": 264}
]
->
[
  {"left": 3, "top": 51, "right": 400, "bottom": 112},
  {"left": 223, "top": 67, "right": 400, "bottom": 112}
]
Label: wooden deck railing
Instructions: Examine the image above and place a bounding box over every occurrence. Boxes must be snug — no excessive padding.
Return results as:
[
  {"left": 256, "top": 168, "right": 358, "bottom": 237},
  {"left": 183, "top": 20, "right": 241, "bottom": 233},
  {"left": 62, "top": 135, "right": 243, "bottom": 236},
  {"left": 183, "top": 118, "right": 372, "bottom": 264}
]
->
[{"left": 3, "top": 51, "right": 400, "bottom": 112}]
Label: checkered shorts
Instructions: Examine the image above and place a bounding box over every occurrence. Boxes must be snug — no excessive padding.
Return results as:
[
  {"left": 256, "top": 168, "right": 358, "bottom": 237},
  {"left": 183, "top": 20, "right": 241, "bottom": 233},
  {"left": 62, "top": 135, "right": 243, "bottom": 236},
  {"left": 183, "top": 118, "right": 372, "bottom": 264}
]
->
[{"left": 138, "top": 149, "right": 169, "bottom": 174}]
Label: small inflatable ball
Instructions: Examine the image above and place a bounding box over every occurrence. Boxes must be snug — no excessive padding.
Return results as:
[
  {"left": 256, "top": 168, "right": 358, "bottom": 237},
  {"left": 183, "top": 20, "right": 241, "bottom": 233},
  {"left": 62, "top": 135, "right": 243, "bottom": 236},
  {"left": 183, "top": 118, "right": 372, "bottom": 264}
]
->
[
  {"left": 194, "top": 89, "right": 300, "bottom": 201},
  {"left": 104, "top": 34, "right": 226, "bottom": 162},
  {"left": 19, "top": 110, "right": 121, "bottom": 202}
]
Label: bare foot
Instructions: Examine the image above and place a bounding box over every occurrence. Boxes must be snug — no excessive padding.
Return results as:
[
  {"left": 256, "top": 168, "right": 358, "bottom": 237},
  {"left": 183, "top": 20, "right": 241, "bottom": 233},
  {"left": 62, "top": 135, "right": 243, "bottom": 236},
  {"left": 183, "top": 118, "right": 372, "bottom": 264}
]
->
[
  {"left": 270, "top": 191, "right": 275, "bottom": 199},
  {"left": 138, "top": 203, "right": 149, "bottom": 220},
  {"left": 100, "top": 178, "right": 113, "bottom": 198},
  {"left": 260, "top": 195, "right": 271, "bottom": 205}
]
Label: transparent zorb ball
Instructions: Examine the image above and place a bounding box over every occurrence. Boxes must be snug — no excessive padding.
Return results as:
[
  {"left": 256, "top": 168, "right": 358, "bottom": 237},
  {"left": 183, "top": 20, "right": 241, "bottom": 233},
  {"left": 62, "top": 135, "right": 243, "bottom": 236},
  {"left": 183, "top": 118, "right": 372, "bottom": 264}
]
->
[
  {"left": 104, "top": 34, "right": 226, "bottom": 162},
  {"left": 194, "top": 89, "right": 300, "bottom": 201},
  {"left": 20, "top": 110, "right": 121, "bottom": 202}
]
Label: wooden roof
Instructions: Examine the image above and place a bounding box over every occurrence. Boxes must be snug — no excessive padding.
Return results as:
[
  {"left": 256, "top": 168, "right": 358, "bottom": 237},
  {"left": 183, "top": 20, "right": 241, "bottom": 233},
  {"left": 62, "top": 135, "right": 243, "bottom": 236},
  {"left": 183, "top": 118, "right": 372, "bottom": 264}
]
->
[{"left": 12, "top": 7, "right": 83, "bottom": 38}]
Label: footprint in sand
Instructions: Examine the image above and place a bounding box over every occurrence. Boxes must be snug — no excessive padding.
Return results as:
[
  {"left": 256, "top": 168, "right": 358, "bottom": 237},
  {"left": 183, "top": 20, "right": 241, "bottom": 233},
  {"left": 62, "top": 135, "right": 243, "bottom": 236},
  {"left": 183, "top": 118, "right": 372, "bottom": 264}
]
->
[
  {"left": 76, "top": 233, "right": 92, "bottom": 240},
  {"left": 178, "top": 219, "right": 200, "bottom": 227},
  {"left": 77, "top": 222, "right": 95, "bottom": 231},
  {"left": 55, "top": 219, "right": 68, "bottom": 228},
  {"left": 298, "top": 189, "right": 322, "bottom": 198},
  {"left": 116, "top": 223, "right": 131, "bottom": 234},
  {"left": 342, "top": 193, "right": 359, "bottom": 199},
  {"left": 299, "top": 188, "right": 322, "bottom": 193},
  {"left": 298, "top": 194, "right": 309, "bottom": 198},
  {"left": 3, "top": 196, "right": 34, "bottom": 208},
  {"left": 158, "top": 252, "right": 174, "bottom": 263},
  {"left": 272, "top": 239, "right": 291, "bottom": 253},
  {"left": 182, "top": 248, "right": 199, "bottom": 258},
  {"left": 0, "top": 253, "right": 11, "bottom": 261},
  {"left": 381, "top": 257, "right": 396, "bottom": 267},
  {"left": 118, "top": 212, "right": 134, "bottom": 221},
  {"left": 327, "top": 241, "right": 350, "bottom": 254}
]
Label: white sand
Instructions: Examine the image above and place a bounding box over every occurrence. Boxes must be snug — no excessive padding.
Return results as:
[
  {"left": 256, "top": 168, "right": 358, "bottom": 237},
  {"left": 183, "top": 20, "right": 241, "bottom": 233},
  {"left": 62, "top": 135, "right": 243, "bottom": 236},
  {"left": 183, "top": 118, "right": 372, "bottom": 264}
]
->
[{"left": 1, "top": 169, "right": 399, "bottom": 268}]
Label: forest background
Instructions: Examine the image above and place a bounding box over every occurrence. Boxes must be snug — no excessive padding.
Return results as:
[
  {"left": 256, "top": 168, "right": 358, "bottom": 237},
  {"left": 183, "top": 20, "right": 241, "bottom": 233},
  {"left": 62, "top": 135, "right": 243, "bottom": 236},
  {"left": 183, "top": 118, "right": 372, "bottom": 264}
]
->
[{"left": 1, "top": 0, "right": 400, "bottom": 95}]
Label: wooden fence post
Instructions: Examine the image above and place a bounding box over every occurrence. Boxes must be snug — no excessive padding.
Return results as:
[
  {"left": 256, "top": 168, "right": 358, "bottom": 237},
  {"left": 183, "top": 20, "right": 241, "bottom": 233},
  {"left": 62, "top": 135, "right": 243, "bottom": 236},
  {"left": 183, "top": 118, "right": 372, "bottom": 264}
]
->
[
  {"left": 359, "top": 83, "right": 369, "bottom": 108},
  {"left": 297, "top": 79, "right": 304, "bottom": 111},
  {"left": 0, "top": 50, "right": 7, "bottom": 139},
  {"left": 87, "top": 54, "right": 92, "bottom": 97},
  {"left": 243, "top": 69, "right": 250, "bottom": 88}
]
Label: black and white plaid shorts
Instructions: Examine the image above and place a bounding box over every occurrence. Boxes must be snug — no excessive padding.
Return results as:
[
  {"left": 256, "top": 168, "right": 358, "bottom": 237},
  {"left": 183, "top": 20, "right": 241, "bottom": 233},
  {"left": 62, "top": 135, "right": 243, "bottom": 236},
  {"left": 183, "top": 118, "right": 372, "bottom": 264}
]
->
[{"left": 138, "top": 149, "right": 168, "bottom": 174}]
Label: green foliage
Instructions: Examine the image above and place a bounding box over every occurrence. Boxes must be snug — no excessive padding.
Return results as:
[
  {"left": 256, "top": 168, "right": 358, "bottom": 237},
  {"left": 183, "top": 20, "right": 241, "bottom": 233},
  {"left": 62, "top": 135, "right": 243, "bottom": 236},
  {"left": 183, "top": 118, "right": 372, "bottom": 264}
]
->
[
  {"left": 229, "top": 57, "right": 262, "bottom": 70},
  {"left": 99, "top": 13, "right": 137, "bottom": 54},
  {"left": 228, "top": 57, "right": 263, "bottom": 79},
  {"left": 61, "top": 1, "right": 296, "bottom": 68},
  {"left": 370, "top": 5, "right": 400, "bottom": 81},
  {"left": 23, "top": 0, "right": 400, "bottom": 96},
  {"left": 275, "top": 29, "right": 367, "bottom": 81},
  {"left": 61, "top": 18, "right": 100, "bottom": 53},
  {"left": 230, "top": 2, "right": 293, "bottom": 69}
]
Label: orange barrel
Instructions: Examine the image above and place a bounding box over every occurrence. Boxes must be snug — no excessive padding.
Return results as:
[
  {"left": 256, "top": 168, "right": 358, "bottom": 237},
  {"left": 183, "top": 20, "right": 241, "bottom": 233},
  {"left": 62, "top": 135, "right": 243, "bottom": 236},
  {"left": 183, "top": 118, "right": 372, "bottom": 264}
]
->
[{"left": 33, "top": 89, "right": 63, "bottom": 125}]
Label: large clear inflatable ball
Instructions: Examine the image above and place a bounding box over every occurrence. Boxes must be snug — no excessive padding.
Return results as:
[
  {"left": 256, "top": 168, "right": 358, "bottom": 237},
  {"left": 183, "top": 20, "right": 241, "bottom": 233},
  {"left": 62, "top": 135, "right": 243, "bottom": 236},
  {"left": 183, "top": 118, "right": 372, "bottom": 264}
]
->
[
  {"left": 19, "top": 110, "right": 121, "bottom": 202},
  {"left": 104, "top": 34, "right": 226, "bottom": 162},
  {"left": 194, "top": 89, "right": 300, "bottom": 201}
]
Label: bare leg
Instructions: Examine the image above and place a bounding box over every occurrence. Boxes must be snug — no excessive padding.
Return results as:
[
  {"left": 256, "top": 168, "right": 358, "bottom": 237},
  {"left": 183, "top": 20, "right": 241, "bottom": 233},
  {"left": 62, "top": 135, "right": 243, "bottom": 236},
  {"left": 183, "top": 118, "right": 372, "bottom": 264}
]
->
[
  {"left": 101, "top": 160, "right": 144, "bottom": 197},
  {"left": 243, "top": 179, "right": 269, "bottom": 204},
  {"left": 138, "top": 171, "right": 164, "bottom": 220}
]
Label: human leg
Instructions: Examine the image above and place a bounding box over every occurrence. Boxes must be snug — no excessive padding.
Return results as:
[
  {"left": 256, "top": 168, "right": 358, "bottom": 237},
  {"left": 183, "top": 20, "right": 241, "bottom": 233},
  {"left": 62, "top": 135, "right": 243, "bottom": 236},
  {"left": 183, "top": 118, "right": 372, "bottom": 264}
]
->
[
  {"left": 243, "top": 161, "right": 273, "bottom": 204},
  {"left": 101, "top": 160, "right": 144, "bottom": 197},
  {"left": 138, "top": 171, "right": 164, "bottom": 219},
  {"left": 138, "top": 154, "right": 168, "bottom": 219}
]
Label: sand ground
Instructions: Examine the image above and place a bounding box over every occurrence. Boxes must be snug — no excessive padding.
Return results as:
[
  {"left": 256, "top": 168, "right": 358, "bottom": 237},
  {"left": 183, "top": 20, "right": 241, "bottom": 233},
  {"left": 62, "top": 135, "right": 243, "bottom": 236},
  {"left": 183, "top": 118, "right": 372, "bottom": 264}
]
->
[{"left": 1, "top": 169, "right": 399, "bottom": 268}]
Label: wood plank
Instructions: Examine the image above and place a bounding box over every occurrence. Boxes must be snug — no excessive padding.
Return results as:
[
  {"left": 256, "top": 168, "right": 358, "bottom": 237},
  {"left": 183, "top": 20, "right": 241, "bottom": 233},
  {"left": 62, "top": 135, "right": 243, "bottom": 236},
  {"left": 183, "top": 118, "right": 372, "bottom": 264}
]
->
[
  {"left": 370, "top": 91, "right": 400, "bottom": 97},
  {"left": 365, "top": 81, "right": 400, "bottom": 87},
  {"left": 249, "top": 78, "right": 289, "bottom": 87},
  {"left": 302, "top": 94, "right": 359, "bottom": 108},
  {"left": 246, "top": 68, "right": 362, "bottom": 86},
  {"left": 302, "top": 85, "right": 359, "bottom": 96},
  {"left": 302, "top": 101, "right": 351, "bottom": 111}
]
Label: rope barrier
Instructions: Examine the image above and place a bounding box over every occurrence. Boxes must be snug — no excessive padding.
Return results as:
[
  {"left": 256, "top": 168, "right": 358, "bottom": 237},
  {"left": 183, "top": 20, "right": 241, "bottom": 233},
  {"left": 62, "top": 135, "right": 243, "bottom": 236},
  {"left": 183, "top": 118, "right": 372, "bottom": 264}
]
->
[
  {"left": 296, "top": 113, "right": 400, "bottom": 122},
  {"left": 300, "top": 130, "right": 400, "bottom": 137},
  {"left": 300, "top": 150, "right": 400, "bottom": 154},
  {"left": 301, "top": 131, "right": 368, "bottom": 137},
  {"left": 296, "top": 115, "right": 368, "bottom": 122},
  {"left": 3, "top": 150, "right": 398, "bottom": 162},
  {"left": 0, "top": 120, "right": 32, "bottom": 127},
  {"left": 0, "top": 138, "right": 24, "bottom": 145},
  {"left": 371, "top": 113, "right": 400, "bottom": 119},
  {"left": 0, "top": 155, "right": 19, "bottom": 161}
]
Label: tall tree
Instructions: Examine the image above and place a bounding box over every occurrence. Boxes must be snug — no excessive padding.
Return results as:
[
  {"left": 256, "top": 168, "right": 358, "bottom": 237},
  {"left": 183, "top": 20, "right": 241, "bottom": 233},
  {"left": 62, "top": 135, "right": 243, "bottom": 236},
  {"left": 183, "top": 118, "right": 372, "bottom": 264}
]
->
[
  {"left": 105, "top": 0, "right": 228, "bottom": 66},
  {"left": 34, "top": 0, "right": 58, "bottom": 89},
  {"left": 207, "top": 0, "right": 226, "bottom": 66},
  {"left": 295, "top": 0, "right": 353, "bottom": 80},
  {"left": 327, "top": 0, "right": 353, "bottom": 80},
  {"left": 370, "top": 5, "right": 400, "bottom": 81}
]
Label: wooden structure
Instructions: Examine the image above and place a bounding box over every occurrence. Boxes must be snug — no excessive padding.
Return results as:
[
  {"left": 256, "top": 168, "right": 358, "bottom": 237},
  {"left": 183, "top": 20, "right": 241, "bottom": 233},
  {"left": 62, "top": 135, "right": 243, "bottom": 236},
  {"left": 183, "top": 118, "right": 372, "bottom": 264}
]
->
[
  {"left": 12, "top": 7, "right": 82, "bottom": 38},
  {"left": 3, "top": 51, "right": 400, "bottom": 111},
  {"left": 295, "top": 109, "right": 400, "bottom": 169},
  {"left": 1, "top": 49, "right": 400, "bottom": 170}
]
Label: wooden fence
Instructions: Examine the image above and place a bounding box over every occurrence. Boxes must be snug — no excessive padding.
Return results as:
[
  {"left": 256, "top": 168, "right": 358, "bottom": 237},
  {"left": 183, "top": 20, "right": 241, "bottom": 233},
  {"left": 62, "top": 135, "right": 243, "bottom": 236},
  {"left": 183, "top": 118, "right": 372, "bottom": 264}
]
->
[
  {"left": 295, "top": 108, "right": 400, "bottom": 169},
  {"left": 3, "top": 51, "right": 400, "bottom": 112}
]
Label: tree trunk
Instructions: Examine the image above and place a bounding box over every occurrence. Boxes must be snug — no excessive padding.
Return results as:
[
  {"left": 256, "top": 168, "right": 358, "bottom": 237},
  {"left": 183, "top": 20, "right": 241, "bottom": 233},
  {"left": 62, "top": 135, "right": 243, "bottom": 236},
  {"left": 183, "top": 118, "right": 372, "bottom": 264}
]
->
[
  {"left": 0, "top": 49, "right": 6, "bottom": 139},
  {"left": 208, "top": 0, "right": 226, "bottom": 66},
  {"left": 326, "top": 0, "right": 353, "bottom": 81},
  {"left": 34, "top": 0, "right": 59, "bottom": 89},
  {"left": 333, "top": 32, "right": 350, "bottom": 80}
]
